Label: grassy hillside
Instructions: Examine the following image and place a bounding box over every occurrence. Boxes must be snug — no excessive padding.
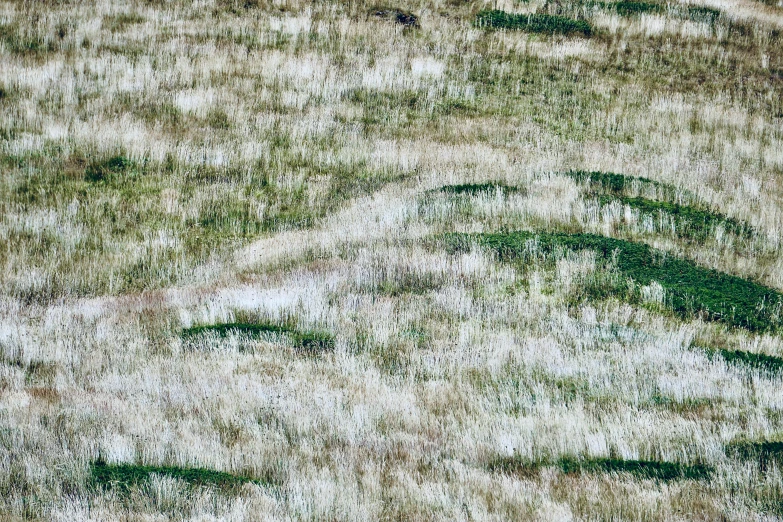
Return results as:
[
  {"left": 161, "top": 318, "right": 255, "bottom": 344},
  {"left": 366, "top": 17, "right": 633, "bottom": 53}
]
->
[{"left": 1, "top": 0, "right": 783, "bottom": 519}]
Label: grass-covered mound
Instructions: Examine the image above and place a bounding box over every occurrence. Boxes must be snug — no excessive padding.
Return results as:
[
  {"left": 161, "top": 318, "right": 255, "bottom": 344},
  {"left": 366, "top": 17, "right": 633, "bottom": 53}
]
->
[
  {"left": 90, "top": 460, "right": 259, "bottom": 494},
  {"left": 490, "top": 455, "right": 712, "bottom": 481},
  {"left": 475, "top": 10, "right": 592, "bottom": 36},
  {"left": 447, "top": 231, "right": 783, "bottom": 332},
  {"left": 182, "top": 321, "right": 335, "bottom": 354}
]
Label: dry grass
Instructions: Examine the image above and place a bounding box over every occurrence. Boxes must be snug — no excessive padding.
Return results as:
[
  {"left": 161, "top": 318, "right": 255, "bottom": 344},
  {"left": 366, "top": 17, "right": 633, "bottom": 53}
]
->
[{"left": 1, "top": 0, "right": 783, "bottom": 519}]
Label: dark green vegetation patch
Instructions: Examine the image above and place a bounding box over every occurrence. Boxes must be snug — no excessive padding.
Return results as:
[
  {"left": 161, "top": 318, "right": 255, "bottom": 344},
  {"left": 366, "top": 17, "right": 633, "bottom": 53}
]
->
[
  {"left": 566, "top": 170, "right": 680, "bottom": 198},
  {"left": 91, "top": 460, "right": 258, "bottom": 494},
  {"left": 567, "top": 170, "right": 754, "bottom": 239},
  {"left": 182, "top": 321, "right": 335, "bottom": 354},
  {"left": 703, "top": 347, "right": 783, "bottom": 373},
  {"left": 438, "top": 182, "right": 526, "bottom": 195},
  {"left": 600, "top": 195, "right": 753, "bottom": 239},
  {"left": 475, "top": 10, "right": 592, "bottom": 36},
  {"left": 447, "top": 231, "right": 783, "bottom": 332},
  {"left": 84, "top": 155, "right": 136, "bottom": 183},
  {"left": 490, "top": 455, "right": 712, "bottom": 481},
  {"left": 726, "top": 440, "right": 783, "bottom": 471}
]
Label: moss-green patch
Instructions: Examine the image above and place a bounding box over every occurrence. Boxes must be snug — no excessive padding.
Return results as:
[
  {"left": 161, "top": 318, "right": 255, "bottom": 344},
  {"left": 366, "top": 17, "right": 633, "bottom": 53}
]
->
[
  {"left": 447, "top": 231, "right": 783, "bottom": 332},
  {"left": 181, "top": 321, "right": 335, "bottom": 354},
  {"left": 489, "top": 455, "right": 712, "bottom": 481},
  {"left": 476, "top": 10, "right": 592, "bottom": 37},
  {"left": 90, "top": 460, "right": 258, "bottom": 494}
]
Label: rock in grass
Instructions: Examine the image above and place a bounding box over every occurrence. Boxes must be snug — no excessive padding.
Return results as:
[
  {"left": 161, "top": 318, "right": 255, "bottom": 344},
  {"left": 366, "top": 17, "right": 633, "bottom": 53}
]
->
[{"left": 371, "top": 6, "right": 419, "bottom": 28}]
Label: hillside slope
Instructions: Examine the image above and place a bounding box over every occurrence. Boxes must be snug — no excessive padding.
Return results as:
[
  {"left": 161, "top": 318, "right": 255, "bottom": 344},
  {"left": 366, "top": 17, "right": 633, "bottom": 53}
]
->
[{"left": 2, "top": 0, "right": 783, "bottom": 519}]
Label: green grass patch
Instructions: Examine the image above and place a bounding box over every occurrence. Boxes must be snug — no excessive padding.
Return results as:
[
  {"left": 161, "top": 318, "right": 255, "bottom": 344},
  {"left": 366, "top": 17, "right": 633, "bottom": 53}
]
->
[
  {"left": 489, "top": 455, "right": 712, "bottom": 481},
  {"left": 565, "top": 170, "right": 677, "bottom": 197},
  {"left": 84, "top": 155, "right": 136, "bottom": 183},
  {"left": 181, "top": 321, "right": 335, "bottom": 354},
  {"left": 438, "top": 182, "right": 526, "bottom": 196},
  {"left": 599, "top": 195, "right": 753, "bottom": 239},
  {"left": 704, "top": 347, "right": 783, "bottom": 374},
  {"left": 726, "top": 440, "right": 783, "bottom": 471},
  {"left": 90, "top": 460, "right": 258, "bottom": 494},
  {"left": 447, "top": 231, "right": 783, "bottom": 332},
  {"left": 587, "top": 1, "right": 664, "bottom": 15},
  {"left": 475, "top": 10, "right": 592, "bottom": 37}
]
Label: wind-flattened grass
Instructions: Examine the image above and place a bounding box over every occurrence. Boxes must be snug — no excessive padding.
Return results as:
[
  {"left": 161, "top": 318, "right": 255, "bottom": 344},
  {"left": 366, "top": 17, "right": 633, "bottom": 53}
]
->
[
  {"left": 181, "top": 321, "right": 335, "bottom": 354},
  {"left": 447, "top": 231, "right": 783, "bottom": 332},
  {"left": 90, "top": 460, "right": 259, "bottom": 494},
  {"left": 475, "top": 10, "right": 593, "bottom": 37},
  {"left": 489, "top": 455, "right": 712, "bottom": 481}
]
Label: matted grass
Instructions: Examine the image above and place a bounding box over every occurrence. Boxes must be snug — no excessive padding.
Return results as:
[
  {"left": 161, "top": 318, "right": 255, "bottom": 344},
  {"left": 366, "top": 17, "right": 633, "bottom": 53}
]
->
[
  {"left": 90, "top": 460, "right": 259, "bottom": 494},
  {"left": 447, "top": 231, "right": 783, "bottom": 332}
]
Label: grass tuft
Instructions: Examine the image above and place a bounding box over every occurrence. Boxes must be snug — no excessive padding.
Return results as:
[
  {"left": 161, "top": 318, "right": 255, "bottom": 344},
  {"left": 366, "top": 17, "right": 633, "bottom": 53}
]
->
[
  {"left": 475, "top": 10, "right": 592, "bottom": 36},
  {"left": 447, "top": 231, "right": 783, "bottom": 332},
  {"left": 90, "top": 460, "right": 258, "bottom": 494}
]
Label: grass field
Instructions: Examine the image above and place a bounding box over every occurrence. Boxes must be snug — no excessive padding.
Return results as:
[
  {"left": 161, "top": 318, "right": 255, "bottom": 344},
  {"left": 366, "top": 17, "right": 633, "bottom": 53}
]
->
[{"left": 2, "top": 0, "right": 783, "bottom": 519}]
